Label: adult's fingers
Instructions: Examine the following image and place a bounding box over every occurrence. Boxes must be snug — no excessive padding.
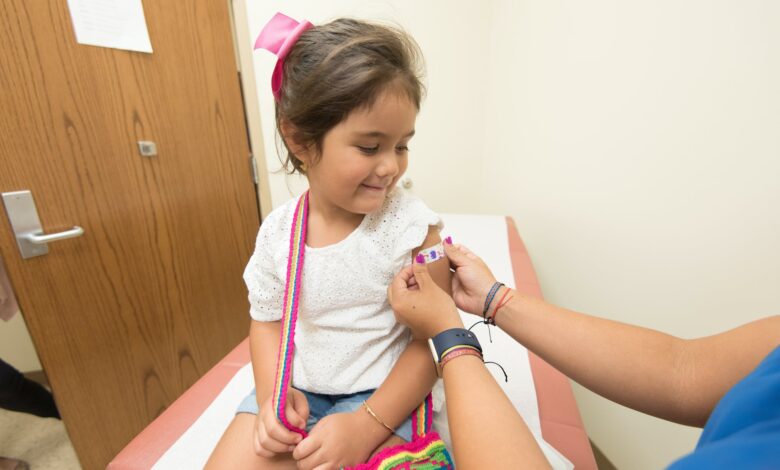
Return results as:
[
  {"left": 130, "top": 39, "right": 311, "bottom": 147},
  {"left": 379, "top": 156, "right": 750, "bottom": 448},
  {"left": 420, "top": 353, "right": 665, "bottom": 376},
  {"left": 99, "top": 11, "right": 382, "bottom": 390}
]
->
[
  {"left": 411, "top": 256, "right": 434, "bottom": 288},
  {"left": 444, "top": 242, "right": 472, "bottom": 269},
  {"left": 397, "top": 264, "right": 415, "bottom": 284},
  {"left": 451, "top": 272, "right": 463, "bottom": 294},
  {"left": 388, "top": 265, "right": 413, "bottom": 304}
]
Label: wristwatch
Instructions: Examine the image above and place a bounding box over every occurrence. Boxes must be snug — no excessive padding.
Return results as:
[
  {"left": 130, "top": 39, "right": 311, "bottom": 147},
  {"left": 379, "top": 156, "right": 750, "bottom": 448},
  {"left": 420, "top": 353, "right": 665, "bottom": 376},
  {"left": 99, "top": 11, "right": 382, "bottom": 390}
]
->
[{"left": 428, "top": 328, "right": 482, "bottom": 377}]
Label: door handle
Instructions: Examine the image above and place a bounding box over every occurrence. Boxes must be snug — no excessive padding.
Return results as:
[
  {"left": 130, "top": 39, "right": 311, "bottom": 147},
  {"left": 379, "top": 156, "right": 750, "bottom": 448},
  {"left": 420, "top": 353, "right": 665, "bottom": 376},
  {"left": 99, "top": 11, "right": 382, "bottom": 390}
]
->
[
  {"left": 1, "top": 190, "right": 85, "bottom": 259},
  {"left": 22, "top": 226, "right": 84, "bottom": 245}
]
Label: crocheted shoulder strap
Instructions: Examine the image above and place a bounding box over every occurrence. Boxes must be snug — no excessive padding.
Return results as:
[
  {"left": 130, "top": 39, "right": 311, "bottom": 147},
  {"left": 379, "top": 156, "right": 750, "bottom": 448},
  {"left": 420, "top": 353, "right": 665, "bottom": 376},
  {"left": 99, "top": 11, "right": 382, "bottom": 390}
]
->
[
  {"left": 411, "top": 393, "right": 433, "bottom": 439},
  {"left": 272, "top": 191, "right": 309, "bottom": 437},
  {"left": 272, "top": 191, "right": 434, "bottom": 443}
]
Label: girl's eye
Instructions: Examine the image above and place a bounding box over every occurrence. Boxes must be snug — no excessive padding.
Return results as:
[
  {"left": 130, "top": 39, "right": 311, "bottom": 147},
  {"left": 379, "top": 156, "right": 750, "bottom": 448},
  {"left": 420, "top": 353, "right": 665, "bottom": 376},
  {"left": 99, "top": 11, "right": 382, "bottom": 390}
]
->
[
  {"left": 396, "top": 145, "right": 410, "bottom": 152},
  {"left": 357, "top": 145, "right": 379, "bottom": 155}
]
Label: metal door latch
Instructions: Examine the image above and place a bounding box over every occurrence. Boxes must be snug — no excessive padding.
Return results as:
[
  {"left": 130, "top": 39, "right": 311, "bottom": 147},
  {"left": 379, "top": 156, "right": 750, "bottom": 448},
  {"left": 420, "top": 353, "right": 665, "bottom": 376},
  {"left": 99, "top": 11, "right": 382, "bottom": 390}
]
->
[{"left": 2, "top": 190, "right": 84, "bottom": 259}]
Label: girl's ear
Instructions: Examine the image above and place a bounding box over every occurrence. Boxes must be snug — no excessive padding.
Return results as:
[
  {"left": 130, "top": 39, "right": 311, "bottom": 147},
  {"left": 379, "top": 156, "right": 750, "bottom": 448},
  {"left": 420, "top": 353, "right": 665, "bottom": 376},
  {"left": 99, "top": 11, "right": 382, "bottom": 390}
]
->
[{"left": 280, "top": 120, "right": 312, "bottom": 165}]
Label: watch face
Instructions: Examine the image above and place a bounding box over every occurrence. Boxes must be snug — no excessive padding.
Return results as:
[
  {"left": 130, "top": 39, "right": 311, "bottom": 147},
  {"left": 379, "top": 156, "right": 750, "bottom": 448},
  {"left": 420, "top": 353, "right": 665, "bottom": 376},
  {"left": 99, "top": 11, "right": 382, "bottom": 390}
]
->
[{"left": 428, "top": 338, "right": 443, "bottom": 377}]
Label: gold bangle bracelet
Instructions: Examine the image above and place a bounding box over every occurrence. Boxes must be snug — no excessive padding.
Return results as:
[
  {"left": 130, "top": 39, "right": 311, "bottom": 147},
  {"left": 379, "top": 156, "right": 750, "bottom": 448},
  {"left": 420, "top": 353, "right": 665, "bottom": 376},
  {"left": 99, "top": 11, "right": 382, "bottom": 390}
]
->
[{"left": 362, "top": 401, "right": 394, "bottom": 434}]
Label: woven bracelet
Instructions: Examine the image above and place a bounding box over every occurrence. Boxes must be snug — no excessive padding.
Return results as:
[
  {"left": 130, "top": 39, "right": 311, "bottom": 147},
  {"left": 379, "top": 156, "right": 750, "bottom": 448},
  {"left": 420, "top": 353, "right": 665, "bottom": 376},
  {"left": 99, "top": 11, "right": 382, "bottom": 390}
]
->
[
  {"left": 440, "top": 348, "right": 484, "bottom": 371},
  {"left": 482, "top": 282, "right": 505, "bottom": 319}
]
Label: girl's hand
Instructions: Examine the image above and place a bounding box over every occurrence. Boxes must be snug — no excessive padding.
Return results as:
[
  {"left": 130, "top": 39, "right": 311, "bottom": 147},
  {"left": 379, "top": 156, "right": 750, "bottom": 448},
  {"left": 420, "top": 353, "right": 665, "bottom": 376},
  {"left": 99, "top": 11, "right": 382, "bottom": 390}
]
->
[
  {"left": 443, "top": 242, "right": 499, "bottom": 317},
  {"left": 293, "top": 410, "right": 388, "bottom": 470},
  {"left": 253, "top": 388, "right": 309, "bottom": 458},
  {"left": 388, "top": 258, "right": 463, "bottom": 339}
]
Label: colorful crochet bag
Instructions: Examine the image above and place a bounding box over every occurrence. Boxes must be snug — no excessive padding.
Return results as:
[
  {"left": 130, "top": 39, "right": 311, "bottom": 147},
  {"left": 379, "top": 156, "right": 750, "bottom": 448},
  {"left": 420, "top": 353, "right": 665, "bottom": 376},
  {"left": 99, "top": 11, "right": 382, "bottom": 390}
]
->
[{"left": 272, "top": 192, "right": 454, "bottom": 469}]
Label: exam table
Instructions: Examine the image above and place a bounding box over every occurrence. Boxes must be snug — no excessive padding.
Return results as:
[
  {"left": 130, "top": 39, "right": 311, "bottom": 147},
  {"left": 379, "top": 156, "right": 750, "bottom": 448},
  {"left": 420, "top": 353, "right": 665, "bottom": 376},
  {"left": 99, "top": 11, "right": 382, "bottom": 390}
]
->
[{"left": 109, "top": 215, "right": 597, "bottom": 469}]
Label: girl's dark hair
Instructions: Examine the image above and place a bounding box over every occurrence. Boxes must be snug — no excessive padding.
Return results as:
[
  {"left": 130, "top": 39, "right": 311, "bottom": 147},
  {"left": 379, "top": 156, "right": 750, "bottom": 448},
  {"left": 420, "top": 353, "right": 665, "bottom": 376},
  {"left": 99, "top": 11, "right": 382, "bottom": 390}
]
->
[{"left": 276, "top": 18, "right": 425, "bottom": 173}]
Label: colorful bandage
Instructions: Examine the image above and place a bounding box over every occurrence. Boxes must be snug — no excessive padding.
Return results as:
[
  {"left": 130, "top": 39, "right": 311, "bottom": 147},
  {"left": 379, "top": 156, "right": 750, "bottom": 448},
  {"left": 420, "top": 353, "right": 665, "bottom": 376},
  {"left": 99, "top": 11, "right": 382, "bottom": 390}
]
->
[{"left": 417, "top": 243, "right": 445, "bottom": 264}]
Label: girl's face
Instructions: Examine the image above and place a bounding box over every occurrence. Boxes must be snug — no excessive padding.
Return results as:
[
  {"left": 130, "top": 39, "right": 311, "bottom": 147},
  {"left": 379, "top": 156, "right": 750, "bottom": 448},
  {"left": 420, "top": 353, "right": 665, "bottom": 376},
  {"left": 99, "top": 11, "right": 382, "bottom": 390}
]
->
[{"left": 302, "top": 89, "right": 417, "bottom": 217}]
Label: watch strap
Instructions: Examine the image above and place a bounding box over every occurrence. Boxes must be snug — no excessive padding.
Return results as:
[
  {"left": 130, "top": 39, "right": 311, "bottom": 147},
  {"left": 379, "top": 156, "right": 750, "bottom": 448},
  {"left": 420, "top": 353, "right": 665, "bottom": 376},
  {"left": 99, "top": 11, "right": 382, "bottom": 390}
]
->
[{"left": 430, "top": 328, "right": 482, "bottom": 364}]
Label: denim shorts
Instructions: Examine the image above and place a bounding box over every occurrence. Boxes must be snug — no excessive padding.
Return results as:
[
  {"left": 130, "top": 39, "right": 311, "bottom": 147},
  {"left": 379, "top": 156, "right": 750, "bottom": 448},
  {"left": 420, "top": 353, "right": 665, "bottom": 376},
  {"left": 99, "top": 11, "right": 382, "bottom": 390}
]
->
[{"left": 237, "top": 388, "right": 413, "bottom": 442}]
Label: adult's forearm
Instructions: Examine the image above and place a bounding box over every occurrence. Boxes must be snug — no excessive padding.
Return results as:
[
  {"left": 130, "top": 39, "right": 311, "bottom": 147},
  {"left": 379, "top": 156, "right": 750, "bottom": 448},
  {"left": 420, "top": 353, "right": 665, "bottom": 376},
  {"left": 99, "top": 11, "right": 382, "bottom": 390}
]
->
[
  {"left": 495, "top": 292, "right": 698, "bottom": 424},
  {"left": 442, "top": 354, "right": 550, "bottom": 469},
  {"left": 490, "top": 289, "right": 780, "bottom": 426}
]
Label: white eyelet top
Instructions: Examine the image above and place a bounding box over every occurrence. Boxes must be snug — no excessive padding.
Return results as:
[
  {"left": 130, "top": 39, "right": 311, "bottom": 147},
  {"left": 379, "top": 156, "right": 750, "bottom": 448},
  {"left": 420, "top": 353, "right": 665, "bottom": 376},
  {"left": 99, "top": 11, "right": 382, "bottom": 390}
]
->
[{"left": 244, "top": 189, "right": 442, "bottom": 394}]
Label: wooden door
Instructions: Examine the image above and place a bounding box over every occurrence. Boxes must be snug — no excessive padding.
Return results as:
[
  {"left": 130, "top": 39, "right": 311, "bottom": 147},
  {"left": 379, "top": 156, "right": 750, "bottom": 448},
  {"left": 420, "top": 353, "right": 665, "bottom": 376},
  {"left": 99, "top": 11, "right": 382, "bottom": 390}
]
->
[{"left": 0, "top": 2, "right": 259, "bottom": 468}]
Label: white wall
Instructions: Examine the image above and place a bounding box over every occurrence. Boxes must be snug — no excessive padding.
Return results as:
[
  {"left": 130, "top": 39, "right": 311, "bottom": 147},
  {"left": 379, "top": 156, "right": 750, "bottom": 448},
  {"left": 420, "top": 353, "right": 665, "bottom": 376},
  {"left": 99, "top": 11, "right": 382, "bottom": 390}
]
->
[
  {"left": 479, "top": 1, "right": 780, "bottom": 468},
  {"left": 0, "top": 313, "right": 42, "bottom": 373},
  {"left": 0, "top": 255, "right": 42, "bottom": 372}
]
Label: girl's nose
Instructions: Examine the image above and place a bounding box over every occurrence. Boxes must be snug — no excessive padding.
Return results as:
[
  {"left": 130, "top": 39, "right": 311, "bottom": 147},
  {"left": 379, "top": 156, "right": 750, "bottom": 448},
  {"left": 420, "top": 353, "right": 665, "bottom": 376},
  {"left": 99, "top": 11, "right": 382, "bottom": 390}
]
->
[{"left": 376, "top": 152, "right": 399, "bottom": 178}]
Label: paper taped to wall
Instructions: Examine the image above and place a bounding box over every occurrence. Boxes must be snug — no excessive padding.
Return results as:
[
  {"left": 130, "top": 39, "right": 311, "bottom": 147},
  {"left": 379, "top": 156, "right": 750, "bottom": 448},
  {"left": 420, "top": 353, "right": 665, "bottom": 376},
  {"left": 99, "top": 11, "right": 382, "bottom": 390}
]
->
[{"left": 66, "top": 0, "right": 153, "bottom": 53}]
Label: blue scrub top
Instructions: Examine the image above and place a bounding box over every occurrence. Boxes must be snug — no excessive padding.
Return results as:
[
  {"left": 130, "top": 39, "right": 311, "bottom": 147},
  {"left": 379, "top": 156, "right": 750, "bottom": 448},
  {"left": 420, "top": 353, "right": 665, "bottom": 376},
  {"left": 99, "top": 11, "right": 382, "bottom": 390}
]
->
[{"left": 668, "top": 345, "right": 780, "bottom": 469}]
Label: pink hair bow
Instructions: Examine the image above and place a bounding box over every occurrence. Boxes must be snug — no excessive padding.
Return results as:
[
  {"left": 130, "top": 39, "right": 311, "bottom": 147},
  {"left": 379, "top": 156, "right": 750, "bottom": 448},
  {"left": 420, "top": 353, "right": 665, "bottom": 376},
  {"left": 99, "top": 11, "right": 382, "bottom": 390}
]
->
[{"left": 254, "top": 12, "right": 313, "bottom": 101}]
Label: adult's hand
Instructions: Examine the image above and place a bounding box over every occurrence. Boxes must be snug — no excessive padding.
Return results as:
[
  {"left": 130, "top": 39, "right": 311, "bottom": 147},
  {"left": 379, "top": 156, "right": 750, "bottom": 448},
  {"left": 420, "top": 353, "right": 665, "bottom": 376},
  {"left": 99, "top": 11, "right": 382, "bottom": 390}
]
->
[
  {"left": 388, "top": 258, "right": 463, "bottom": 339},
  {"left": 444, "top": 242, "right": 500, "bottom": 317}
]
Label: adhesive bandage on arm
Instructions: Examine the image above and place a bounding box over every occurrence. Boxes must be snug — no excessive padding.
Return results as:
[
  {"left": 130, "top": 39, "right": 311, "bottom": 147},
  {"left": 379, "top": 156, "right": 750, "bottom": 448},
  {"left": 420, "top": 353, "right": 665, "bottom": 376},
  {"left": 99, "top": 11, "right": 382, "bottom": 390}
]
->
[{"left": 416, "top": 242, "right": 446, "bottom": 264}]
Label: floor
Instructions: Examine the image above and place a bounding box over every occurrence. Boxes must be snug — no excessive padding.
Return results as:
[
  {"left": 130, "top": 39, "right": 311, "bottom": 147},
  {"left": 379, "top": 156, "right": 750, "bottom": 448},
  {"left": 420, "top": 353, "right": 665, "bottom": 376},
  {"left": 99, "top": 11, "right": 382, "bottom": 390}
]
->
[
  {"left": 0, "top": 372, "right": 80, "bottom": 470},
  {"left": 0, "top": 408, "right": 80, "bottom": 469}
]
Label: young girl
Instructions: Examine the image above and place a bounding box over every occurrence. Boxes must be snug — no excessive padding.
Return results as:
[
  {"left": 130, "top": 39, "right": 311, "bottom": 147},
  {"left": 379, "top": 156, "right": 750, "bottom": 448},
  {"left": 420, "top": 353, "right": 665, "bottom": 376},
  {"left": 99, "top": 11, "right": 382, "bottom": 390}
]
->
[{"left": 206, "top": 13, "right": 451, "bottom": 470}]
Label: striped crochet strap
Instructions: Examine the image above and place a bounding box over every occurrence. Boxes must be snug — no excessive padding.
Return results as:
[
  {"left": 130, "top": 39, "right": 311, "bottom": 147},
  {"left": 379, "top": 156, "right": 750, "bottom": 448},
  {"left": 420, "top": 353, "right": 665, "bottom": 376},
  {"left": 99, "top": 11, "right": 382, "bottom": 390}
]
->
[
  {"left": 271, "top": 192, "right": 309, "bottom": 437},
  {"left": 411, "top": 393, "right": 434, "bottom": 440}
]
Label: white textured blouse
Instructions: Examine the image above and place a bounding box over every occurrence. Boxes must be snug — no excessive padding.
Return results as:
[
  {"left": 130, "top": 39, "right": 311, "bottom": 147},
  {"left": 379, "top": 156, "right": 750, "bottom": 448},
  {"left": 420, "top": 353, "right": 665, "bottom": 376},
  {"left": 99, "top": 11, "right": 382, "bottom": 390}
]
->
[{"left": 244, "top": 189, "right": 442, "bottom": 394}]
